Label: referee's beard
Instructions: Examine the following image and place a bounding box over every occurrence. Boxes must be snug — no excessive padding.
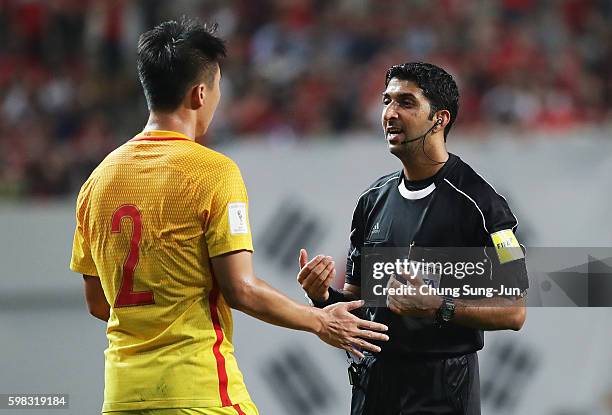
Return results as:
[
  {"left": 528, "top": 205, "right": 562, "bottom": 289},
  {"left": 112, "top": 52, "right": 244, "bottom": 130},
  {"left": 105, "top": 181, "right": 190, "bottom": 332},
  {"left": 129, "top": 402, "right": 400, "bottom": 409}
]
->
[{"left": 388, "top": 138, "right": 422, "bottom": 161}]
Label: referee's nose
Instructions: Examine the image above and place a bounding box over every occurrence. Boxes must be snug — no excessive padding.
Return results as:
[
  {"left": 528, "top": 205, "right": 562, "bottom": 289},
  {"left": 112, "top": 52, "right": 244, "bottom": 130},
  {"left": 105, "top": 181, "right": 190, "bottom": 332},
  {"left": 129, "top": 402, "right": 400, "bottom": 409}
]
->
[{"left": 383, "top": 101, "right": 400, "bottom": 124}]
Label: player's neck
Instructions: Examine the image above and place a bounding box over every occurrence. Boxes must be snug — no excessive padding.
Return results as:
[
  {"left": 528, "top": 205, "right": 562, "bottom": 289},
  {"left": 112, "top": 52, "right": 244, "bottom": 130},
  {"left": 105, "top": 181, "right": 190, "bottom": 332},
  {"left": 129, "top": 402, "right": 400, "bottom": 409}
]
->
[
  {"left": 143, "top": 112, "right": 197, "bottom": 141},
  {"left": 401, "top": 145, "right": 449, "bottom": 181}
]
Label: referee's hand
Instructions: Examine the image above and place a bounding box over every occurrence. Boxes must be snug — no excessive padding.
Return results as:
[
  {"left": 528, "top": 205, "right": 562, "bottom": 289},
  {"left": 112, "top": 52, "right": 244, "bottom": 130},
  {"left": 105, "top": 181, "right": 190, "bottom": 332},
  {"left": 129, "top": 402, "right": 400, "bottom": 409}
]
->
[
  {"left": 297, "top": 249, "right": 335, "bottom": 302},
  {"left": 386, "top": 274, "right": 442, "bottom": 318},
  {"left": 317, "top": 300, "right": 389, "bottom": 359}
]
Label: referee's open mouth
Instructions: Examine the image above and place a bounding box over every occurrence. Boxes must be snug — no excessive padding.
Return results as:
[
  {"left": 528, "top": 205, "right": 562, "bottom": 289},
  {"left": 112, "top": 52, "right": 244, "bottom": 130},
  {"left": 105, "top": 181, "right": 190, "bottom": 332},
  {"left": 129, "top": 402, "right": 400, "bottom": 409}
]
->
[{"left": 386, "top": 126, "right": 405, "bottom": 143}]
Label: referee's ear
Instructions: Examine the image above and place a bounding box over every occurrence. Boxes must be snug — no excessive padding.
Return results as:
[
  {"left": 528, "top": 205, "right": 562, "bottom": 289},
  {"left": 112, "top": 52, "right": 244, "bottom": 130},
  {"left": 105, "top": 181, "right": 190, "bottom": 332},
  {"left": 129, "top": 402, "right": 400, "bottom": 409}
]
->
[{"left": 299, "top": 249, "right": 309, "bottom": 269}]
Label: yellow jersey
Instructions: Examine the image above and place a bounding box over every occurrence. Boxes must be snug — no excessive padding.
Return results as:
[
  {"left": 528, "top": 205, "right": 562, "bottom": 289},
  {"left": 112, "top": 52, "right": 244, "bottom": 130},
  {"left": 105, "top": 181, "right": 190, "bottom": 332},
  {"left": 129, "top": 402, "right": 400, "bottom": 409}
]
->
[{"left": 70, "top": 130, "right": 254, "bottom": 413}]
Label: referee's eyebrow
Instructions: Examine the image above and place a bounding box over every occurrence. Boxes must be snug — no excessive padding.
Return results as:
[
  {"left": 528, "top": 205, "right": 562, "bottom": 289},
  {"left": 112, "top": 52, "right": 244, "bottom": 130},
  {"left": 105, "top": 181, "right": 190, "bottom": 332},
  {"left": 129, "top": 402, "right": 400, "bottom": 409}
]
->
[{"left": 382, "top": 92, "right": 419, "bottom": 101}]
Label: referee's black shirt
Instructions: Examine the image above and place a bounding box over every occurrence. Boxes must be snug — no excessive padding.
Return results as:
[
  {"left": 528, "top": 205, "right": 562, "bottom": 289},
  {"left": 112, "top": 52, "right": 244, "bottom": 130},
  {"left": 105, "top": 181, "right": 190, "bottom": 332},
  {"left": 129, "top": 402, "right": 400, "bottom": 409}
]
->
[{"left": 345, "top": 153, "right": 529, "bottom": 357}]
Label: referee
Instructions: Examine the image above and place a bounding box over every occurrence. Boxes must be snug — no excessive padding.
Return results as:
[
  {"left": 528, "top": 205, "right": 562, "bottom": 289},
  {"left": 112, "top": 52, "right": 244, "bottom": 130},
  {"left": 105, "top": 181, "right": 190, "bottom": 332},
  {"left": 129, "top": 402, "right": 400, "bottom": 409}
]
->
[{"left": 298, "top": 62, "right": 529, "bottom": 415}]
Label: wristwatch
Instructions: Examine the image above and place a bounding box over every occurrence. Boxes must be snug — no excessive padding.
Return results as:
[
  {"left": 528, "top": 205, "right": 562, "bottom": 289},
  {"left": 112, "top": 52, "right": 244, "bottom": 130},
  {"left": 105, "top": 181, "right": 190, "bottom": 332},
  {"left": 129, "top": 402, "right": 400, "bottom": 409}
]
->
[{"left": 435, "top": 297, "right": 456, "bottom": 327}]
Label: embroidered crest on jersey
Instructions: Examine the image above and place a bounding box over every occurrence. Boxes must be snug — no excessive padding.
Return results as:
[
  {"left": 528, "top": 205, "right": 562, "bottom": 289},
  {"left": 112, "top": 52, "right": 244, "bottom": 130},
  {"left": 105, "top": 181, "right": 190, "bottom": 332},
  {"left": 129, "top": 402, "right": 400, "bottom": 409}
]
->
[
  {"left": 491, "top": 229, "right": 523, "bottom": 264},
  {"left": 228, "top": 202, "right": 248, "bottom": 235}
]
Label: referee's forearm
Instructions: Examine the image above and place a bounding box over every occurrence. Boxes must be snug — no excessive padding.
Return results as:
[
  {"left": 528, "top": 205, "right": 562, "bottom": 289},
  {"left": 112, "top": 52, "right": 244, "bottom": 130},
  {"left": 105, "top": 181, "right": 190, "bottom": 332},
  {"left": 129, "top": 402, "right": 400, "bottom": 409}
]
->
[
  {"left": 309, "top": 287, "right": 359, "bottom": 308},
  {"left": 452, "top": 297, "right": 526, "bottom": 331}
]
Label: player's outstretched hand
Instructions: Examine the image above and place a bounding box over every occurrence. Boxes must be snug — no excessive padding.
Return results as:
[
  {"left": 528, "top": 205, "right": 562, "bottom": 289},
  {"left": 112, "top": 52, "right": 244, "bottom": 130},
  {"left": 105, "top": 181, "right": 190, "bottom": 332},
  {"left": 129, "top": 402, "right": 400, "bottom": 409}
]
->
[
  {"left": 316, "top": 300, "right": 388, "bottom": 359},
  {"left": 297, "top": 249, "right": 335, "bottom": 302}
]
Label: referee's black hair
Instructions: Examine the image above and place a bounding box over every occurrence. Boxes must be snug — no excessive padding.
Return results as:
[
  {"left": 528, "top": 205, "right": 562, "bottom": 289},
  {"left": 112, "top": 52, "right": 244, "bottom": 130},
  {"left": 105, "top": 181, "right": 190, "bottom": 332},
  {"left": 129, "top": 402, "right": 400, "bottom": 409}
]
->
[
  {"left": 385, "top": 62, "right": 459, "bottom": 140},
  {"left": 137, "top": 17, "right": 226, "bottom": 112}
]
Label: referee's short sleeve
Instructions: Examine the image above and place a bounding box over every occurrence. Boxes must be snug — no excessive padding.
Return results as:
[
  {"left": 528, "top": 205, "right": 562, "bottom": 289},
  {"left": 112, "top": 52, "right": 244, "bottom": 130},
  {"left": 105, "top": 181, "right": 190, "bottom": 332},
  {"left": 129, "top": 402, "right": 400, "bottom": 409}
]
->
[
  {"left": 484, "top": 194, "right": 529, "bottom": 294},
  {"left": 345, "top": 196, "right": 365, "bottom": 287}
]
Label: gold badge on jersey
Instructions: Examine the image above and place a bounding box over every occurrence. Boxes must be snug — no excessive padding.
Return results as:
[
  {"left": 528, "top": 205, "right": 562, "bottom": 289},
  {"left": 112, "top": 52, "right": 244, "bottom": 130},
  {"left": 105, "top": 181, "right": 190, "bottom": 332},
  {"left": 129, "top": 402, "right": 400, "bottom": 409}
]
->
[{"left": 490, "top": 229, "right": 524, "bottom": 264}]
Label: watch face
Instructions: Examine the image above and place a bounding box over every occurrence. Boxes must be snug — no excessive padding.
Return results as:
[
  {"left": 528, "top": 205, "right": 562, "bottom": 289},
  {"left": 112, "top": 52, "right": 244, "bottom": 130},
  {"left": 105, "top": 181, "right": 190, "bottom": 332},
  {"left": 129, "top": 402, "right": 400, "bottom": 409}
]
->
[
  {"left": 435, "top": 299, "right": 455, "bottom": 326},
  {"left": 442, "top": 300, "right": 455, "bottom": 321},
  {"left": 442, "top": 308, "right": 452, "bottom": 321}
]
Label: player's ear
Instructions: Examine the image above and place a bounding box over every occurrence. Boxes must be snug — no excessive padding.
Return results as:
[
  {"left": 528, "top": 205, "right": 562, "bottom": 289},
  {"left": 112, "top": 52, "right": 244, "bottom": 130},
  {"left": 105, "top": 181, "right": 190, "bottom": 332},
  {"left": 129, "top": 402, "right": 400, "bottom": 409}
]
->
[{"left": 189, "top": 83, "right": 206, "bottom": 110}]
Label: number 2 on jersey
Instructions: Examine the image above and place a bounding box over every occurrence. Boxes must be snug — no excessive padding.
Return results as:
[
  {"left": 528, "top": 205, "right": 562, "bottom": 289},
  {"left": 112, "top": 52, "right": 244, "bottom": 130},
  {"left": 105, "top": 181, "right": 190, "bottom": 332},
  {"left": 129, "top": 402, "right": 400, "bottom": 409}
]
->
[{"left": 111, "top": 205, "right": 155, "bottom": 307}]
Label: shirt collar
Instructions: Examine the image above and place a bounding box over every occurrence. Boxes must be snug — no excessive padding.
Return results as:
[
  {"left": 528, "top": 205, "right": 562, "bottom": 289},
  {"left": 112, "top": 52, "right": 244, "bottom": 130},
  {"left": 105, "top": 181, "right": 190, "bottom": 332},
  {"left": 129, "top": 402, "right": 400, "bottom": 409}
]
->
[{"left": 130, "top": 130, "right": 192, "bottom": 142}]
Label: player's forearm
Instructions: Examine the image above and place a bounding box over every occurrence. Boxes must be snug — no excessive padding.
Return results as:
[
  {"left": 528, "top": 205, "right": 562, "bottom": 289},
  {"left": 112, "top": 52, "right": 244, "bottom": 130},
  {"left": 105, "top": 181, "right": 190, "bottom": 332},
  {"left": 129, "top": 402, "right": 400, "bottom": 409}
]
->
[
  {"left": 226, "top": 278, "right": 324, "bottom": 335},
  {"left": 452, "top": 297, "right": 526, "bottom": 331}
]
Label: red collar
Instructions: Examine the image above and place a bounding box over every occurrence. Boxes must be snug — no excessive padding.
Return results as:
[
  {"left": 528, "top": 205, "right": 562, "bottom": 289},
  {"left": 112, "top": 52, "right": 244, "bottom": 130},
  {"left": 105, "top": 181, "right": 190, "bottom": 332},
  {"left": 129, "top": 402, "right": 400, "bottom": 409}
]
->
[{"left": 130, "top": 130, "right": 192, "bottom": 142}]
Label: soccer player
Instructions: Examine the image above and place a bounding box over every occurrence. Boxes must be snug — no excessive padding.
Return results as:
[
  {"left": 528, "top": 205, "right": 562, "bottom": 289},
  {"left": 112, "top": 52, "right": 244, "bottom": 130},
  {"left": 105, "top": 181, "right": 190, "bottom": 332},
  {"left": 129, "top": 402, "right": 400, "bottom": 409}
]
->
[
  {"left": 299, "top": 62, "right": 529, "bottom": 415},
  {"left": 70, "top": 19, "right": 388, "bottom": 415}
]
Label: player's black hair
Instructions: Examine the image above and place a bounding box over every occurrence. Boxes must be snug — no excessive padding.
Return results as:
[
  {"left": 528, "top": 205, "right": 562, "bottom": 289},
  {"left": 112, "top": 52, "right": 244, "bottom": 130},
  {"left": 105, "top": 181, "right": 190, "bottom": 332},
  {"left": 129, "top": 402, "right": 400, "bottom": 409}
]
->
[
  {"left": 137, "top": 17, "right": 226, "bottom": 112},
  {"left": 385, "top": 62, "right": 459, "bottom": 140}
]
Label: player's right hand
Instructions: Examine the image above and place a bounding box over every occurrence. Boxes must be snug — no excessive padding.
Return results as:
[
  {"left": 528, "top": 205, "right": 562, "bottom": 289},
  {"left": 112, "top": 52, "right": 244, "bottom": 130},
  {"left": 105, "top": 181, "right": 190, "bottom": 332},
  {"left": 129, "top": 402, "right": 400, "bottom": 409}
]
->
[
  {"left": 317, "top": 300, "right": 389, "bottom": 359},
  {"left": 297, "top": 249, "right": 335, "bottom": 302}
]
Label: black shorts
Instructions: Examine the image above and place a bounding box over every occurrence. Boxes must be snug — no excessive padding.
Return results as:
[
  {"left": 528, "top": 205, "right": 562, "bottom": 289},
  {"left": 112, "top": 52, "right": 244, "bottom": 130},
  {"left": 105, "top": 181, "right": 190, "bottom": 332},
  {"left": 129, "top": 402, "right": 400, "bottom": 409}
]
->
[{"left": 350, "top": 353, "right": 480, "bottom": 415}]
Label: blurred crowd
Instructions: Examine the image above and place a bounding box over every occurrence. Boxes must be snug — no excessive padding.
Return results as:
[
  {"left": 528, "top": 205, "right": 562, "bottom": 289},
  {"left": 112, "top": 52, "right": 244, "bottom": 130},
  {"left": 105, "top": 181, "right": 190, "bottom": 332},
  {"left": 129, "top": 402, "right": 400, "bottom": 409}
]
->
[{"left": 1, "top": 0, "right": 611, "bottom": 198}]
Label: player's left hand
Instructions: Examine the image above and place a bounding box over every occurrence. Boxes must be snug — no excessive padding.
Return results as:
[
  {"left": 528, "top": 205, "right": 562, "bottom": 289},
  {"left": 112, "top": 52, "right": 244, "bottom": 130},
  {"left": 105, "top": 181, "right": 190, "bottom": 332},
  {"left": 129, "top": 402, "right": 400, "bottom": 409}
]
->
[{"left": 386, "top": 273, "right": 442, "bottom": 318}]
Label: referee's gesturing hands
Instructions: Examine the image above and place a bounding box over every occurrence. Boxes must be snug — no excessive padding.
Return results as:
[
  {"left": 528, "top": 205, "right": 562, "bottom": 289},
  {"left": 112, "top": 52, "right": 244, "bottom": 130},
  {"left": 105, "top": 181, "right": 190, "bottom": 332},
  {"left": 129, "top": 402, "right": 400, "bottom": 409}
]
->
[
  {"left": 298, "top": 249, "right": 389, "bottom": 358},
  {"left": 297, "top": 249, "right": 336, "bottom": 302},
  {"left": 386, "top": 274, "right": 443, "bottom": 318}
]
